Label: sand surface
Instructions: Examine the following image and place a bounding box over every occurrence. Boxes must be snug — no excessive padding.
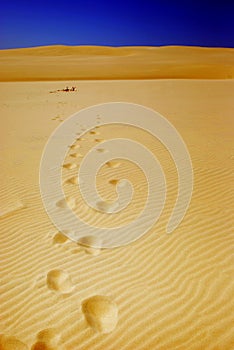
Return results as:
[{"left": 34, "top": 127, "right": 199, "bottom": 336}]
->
[
  {"left": 0, "top": 46, "right": 234, "bottom": 349},
  {"left": 0, "top": 45, "right": 234, "bottom": 80}
]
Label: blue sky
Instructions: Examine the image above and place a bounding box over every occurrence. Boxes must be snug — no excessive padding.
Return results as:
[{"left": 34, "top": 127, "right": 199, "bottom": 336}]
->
[{"left": 0, "top": 0, "right": 233, "bottom": 49}]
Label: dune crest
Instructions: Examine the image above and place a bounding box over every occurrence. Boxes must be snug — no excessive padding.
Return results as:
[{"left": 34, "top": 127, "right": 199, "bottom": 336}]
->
[{"left": 0, "top": 45, "right": 233, "bottom": 80}]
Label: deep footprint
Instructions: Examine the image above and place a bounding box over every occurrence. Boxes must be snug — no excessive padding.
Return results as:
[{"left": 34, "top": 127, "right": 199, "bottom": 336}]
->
[
  {"left": 46, "top": 269, "right": 74, "bottom": 293},
  {"left": 56, "top": 197, "right": 76, "bottom": 210},
  {"left": 31, "top": 342, "right": 57, "bottom": 350},
  {"left": 31, "top": 328, "right": 61, "bottom": 350},
  {"left": 52, "top": 232, "right": 68, "bottom": 244},
  {"left": 78, "top": 235, "right": 102, "bottom": 256},
  {"left": 62, "top": 163, "right": 77, "bottom": 170},
  {"left": 89, "top": 130, "right": 100, "bottom": 135},
  {"left": 94, "top": 138, "right": 105, "bottom": 143},
  {"left": 70, "top": 153, "right": 82, "bottom": 158},
  {"left": 106, "top": 161, "right": 121, "bottom": 168},
  {"left": 69, "top": 144, "right": 80, "bottom": 150},
  {"left": 64, "top": 176, "right": 78, "bottom": 185},
  {"left": 76, "top": 137, "right": 85, "bottom": 141},
  {"left": 109, "top": 179, "right": 119, "bottom": 185},
  {"left": 82, "top": 295, "right": 118, "bottom": 333}
]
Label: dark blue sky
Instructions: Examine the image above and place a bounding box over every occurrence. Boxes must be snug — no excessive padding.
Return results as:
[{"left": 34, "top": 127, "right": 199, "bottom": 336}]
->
[{"left": 0, "top": 0, "right": 233, "bottom": 49}]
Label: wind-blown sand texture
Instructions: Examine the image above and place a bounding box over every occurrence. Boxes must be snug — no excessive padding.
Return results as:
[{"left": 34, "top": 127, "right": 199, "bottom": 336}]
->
[{"left": 0, "top": 46, "right": 234, "bottom": 349}]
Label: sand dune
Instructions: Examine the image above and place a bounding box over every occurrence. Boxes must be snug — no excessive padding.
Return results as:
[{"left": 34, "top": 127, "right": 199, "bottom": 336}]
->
[
  {"left": 0, "top": 45, "right": 234, "bottom": 81},
  {"left": 0, "top": 46, "right": 234, "bottom": 349}
]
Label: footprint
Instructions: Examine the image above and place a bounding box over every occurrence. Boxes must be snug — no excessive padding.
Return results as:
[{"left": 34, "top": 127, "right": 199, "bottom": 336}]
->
[
  {"left": 82, "top": 295, "right": 118, "bottom": 334},
  {"left": 56, "top": 197, "right": 76, "bottom": 210},
  {"left": 31, "top": 342, "right": 51, "bottom": 350},
  {"left": 78, "top": 236, "right": 102, "bottom": 256},
  {"left": 32, "top": 328, "right": 61, "bottom": 349},
  {"left": 0, "top": 334, "right": 28, "bottom": 350},
  {"left": 56, "top": 199, "right": 68, "bottom": 209},
  {"left": 62, "top": 163, "right": 77, "bottom": 170},
  {"left": 52, "top": 232, "right": 68, "bottom": 244},
  {"left": 94, "top": 138, "right": 104, "bottom": 143},
  {"left": 66, "top": 197, "right": 77, "bottom": 210},
  {"left": 109, "top": 179, "right": 119, "bottom": 185},
  {"left": 106, "top": 161, "right": 121, "bottom": 169},
  {"left": 70, "top": 153, "right": 82, "bottom": 158},
  {"left": 76, "top": 137, "right": 85, "bottom": 141},
  {"left": 96, "top": 200, "right": 118, "bottom": 213},
  {"left": 31, "top": 341, "right": 59, "bottom": 350},
  {"left": 69, "top": 144, "right": 80, "bottom": 150},
  {"left": 96, "top": 148, "right": 107, "bottom": 154},
  {"left": 89, "top": 130, "right": 100, "bottom": 135},
  {"left": 46, "top": 269, "right": 74, "bottom": 293},
  {"left": 64, "top": 176, "right": 78, "bottom": 185},
  {"left": 51, "top": 115, "right": 60, "bottom": 121},
  {"left": 96, "top": 115, "right": 101, "bottom": 123}
]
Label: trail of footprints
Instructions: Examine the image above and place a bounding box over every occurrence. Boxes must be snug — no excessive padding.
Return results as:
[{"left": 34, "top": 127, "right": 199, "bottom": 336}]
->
[
  {"left": 1, "top": 231, "right": 118, "bottom": 349},
  {"left": 0, "top": 328, "right": 62, "bottom": 350},
  {"left": 61, "top": 127, "right": 103, "bottom": 180},
  {"left": 78, "top": 235, "right": 102, "bottom": 256},
  {"left": 54, "top": 124, "right": 119, "bottom": 337},
  {"left": 51, "top": 114, "right": 63, "bottom": 122},
  {"left": 57, "top": 124, "right": 123, "bottom": 216},
  {"left": 52, "top": 231, "right": 102, "bottom": 257},
  {"left": 47, "top": 232, "right": 118, "bottom": 337},
  {"left": 0, "top": 124, "right": 122, "bottom": 348}
]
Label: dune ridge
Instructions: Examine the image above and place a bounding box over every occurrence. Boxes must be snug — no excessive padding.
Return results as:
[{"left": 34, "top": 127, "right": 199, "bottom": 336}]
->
[{"left": 0, "top": 45, "right": 234, "bottom": 81}]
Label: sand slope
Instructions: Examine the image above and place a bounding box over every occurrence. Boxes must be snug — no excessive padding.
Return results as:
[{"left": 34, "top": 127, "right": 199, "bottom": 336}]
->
[
  {"left": 0, "top": 45, "right": 234, "bottom": 81},
  {"left": 0, "top": 45, "right": 234, "bottom": 349},
  {"left": 0, "top": 76, "right": 234, "bottom": 349}
]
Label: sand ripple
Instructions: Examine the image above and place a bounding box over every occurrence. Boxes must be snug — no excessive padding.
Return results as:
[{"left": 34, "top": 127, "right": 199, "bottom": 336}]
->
[{"left": 0, "top": 79, "right": 233, "bottom": 349}]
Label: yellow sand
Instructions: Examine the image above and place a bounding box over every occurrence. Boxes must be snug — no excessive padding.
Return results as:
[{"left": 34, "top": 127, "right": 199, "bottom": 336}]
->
[
  {"left": 0, "top": 45, "right": 234, "bottom": 80},
  {"left": 0, "top": 46, "right": 234, "bottom": 349}
]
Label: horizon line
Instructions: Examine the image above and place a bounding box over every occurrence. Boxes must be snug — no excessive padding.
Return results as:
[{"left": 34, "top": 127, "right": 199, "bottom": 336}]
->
[{"left": 1, "top": 44, "right": 234, "bottom": 51}]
